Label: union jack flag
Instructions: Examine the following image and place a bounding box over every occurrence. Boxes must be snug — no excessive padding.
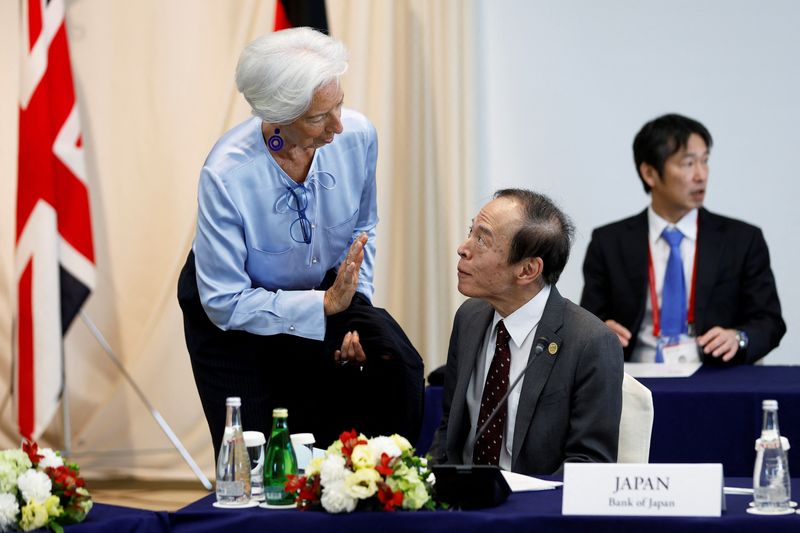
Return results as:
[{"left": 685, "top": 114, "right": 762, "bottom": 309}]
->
[{"left": 15, "top": 0, "right": 95, "bottom": 440}]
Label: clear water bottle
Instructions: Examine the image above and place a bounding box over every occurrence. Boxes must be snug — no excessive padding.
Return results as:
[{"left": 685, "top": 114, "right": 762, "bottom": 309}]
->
[
  {"left": 264, "top": 407, "right": 298, "bottom": 506},
  {"left": 216, "top": 397, "right": 251, "bottom": 505},
  {"left": 753, "top": 399, "right": 791, "bottom": 512}
]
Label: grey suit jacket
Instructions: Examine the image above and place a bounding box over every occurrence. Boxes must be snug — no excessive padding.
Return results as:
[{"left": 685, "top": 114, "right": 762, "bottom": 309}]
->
[{"left": 429, "top": 287, "right": 623, "bottom": 475}]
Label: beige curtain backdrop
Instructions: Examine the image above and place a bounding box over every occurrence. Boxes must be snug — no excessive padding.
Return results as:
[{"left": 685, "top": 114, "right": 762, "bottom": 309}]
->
[{"left": 0, "top": 0, "right": 474, "bottom": 480}]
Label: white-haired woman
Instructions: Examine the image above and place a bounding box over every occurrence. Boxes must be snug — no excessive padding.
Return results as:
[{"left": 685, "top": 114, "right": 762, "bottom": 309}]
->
[{"left": 178, "top": 28, "right": 381, "bottom": 460}]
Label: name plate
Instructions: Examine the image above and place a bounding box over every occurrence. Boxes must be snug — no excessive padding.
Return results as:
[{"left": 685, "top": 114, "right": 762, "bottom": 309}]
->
[{"left": 562, "top": 463, "right": 723, "bottom": 517}]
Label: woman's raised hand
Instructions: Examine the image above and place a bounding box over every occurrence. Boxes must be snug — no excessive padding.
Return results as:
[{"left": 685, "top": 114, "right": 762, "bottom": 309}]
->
[{"left": 323, "top": 233, "right": 368, "bottom": 316}]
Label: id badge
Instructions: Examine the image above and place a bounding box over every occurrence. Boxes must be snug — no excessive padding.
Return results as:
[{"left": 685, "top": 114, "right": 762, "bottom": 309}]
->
[{"left": 658, "top": 333, "right": 700, "bottom": 364}]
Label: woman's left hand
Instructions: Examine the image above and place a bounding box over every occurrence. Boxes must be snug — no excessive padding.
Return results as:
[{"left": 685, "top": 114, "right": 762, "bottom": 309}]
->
[{"left": 334, "top": 330, "right": 366, "bottom": 364}]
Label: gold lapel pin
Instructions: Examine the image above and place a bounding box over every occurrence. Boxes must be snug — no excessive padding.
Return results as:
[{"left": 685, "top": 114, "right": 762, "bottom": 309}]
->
[{"left": 548, "top": 342, "right": 558, "bottom": 355}]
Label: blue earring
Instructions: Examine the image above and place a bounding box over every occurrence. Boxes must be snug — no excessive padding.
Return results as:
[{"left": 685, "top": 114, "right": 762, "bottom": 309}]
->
[{"left": 268, "top": 128, "right": 284, "bottom": 151}]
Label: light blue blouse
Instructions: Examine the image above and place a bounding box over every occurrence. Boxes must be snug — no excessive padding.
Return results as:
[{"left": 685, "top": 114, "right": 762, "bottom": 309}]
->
[{"left": 192, "top": 109, "right": 378, "bottom": 341}]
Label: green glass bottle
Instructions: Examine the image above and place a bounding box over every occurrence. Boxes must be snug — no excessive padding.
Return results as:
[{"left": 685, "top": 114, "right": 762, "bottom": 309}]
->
[{"left": 263, "top": 407, "right": 298, "bottom": 506}]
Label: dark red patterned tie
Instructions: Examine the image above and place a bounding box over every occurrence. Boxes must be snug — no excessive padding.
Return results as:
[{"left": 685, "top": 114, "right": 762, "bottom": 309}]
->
[{"left": 473, "top": 320, "right": 511, "bottom": 465}]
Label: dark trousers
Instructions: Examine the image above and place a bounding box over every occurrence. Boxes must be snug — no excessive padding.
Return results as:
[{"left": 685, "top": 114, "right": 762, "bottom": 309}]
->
[
  {"left": 178, "top": 251, "right": 347, "bottom": 462},
  {"left": 178, "top": 251, "right": 425, "bottom": 464}
]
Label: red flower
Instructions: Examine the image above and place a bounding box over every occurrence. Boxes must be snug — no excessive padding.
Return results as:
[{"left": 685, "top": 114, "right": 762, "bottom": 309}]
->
[
  {"left": 377, "top": 482, "right": 403, "bottom": 512},
  {"left": 298, "top": 476, "right": 321, "bottom": 508},
  {"left": 284, "top": 474, "right": 306, "bottom": 494},
  {"left": 339, "top": 429, "right": 368, "bottom": 466},
  {"left": 47, "top": 464, "right": 85, "bottom": 500},
  {"left": 339, "top": 429, "right": 358, "bottom": 444},
  {"left": 285, "top": 474, "right": 321, "bottom": 511},
  {"left": 22, "top": 440, "right": 43, "bottom": 465},
  {"left": 340, "top": 429, "right": 366, "bottom": 454},
  {"left": 376, "top": 453, "right": 394, "bottom": 477}
]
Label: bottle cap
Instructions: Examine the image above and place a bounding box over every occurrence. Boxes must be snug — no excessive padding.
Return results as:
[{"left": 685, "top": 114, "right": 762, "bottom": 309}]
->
[
  {"left": 225, "top": 397, "right": 242, "bottom": 407},
  {"left": 272, "top": 407, "right": 288, "bottom": 418},
  {"left": 762, "top": 399, "right": 778, "bottom": 410}
]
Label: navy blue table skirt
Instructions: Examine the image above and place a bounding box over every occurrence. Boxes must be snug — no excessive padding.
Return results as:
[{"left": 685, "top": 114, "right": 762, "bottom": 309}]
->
[
  {"left": 418, "top": 365, "right": 800, "bottom": 477},
  {"left": 168, "top": 478, "right": 800, "bottom": 533},
  {"left": 61, "top": 479, "right": 800, "bottom": 532},
  {"left": 65, "top": 502, "right": 169, "bottom": 532}
]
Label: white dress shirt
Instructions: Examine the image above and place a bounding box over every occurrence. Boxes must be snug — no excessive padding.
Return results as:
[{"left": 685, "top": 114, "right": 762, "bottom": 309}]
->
[
  {"left": 463, "top": 285, "right": 551, "bottom": 470},
  {"left": 632, "top": 207, "right": 698, "bottom": 362}
]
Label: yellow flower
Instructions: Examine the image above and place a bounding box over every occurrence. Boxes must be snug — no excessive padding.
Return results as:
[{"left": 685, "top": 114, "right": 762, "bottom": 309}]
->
[
  {"left": 19, "top": 501, "right": 49, "bottom": 532},
  {"left": 43, "top": 495, "right": 62, "bottom": 518},
  {"left": 350, "top": 444, "right": 376, "bottom": 470},
  {"left": 326, "top": 440, "right": 343, "bottom": 455},
  {"left": 306, "top": 457, "right": 324, "bottom": 477},
  {"left": 344, "top": 468, "right": 380, "bottom": 499},
  {"left": 390, "top": 434, "right": 412, "bottom": 453}
]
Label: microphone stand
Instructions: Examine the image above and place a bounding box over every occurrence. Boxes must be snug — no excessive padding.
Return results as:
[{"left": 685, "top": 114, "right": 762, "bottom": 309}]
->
[{"left": 432, "top": 337, "right": 550, "bottom": 509}]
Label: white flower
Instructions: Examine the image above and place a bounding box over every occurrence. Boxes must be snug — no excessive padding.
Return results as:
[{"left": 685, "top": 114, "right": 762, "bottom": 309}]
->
[
  {"left": 320, "top": 480, "right": 357, "bottom": 513},
  {"left": 37, "top": 449, "right": 63, "bottom": 470},
  {"left": 319, "top": 454, "right": 347, "bottom": 486},
  {"left": 0, "top": 492, "right": 19, "bottom": 532},
  {"left": 367, "top": 437, "right": 401, "bottom": 461},
  {"left": 0, "top": 465, "right": 17, "bottom": 495},
  {"left": 16, "top": 470, "right": 51, "bottom": 504},
  {"left": 0, "top": 450, "right": 32, "bottom": 493},
  {"left": 426, "top": 471, "right": 436, "bottom": 485}
]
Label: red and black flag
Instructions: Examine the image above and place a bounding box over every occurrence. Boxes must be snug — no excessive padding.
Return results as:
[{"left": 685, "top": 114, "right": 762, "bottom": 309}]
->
[{"left": 274, "top": 0, "right": 329, "bottom": 33}]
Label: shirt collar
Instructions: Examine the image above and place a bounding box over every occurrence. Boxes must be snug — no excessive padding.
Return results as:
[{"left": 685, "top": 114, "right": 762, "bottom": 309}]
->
[
  {"left": 647, "top": 206, "right": 698, "bottom": 245},
  {"left": 491, "top": 285, "right": 551, "bottom": 349}
]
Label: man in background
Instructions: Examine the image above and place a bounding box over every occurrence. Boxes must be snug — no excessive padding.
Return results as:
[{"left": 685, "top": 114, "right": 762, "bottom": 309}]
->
[
  {"left": 581, "top": 113, "right": 785, "bottom": 364},
  {"left": 430, "top": 189, "right": 622, "bottom": 475}
]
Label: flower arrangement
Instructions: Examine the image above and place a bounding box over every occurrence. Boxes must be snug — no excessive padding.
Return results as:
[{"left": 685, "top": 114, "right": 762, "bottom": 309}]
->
[
  {"left": 0, "top": 441, "right": 92, "bottom": 532},
  {"left": 285, "top": 430, "right": 437, "bottom": 513}
]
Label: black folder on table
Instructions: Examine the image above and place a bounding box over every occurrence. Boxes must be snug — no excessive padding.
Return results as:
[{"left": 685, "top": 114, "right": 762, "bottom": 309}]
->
[{"left": 432, "top": 465, "right": 511, "bottom": 509}]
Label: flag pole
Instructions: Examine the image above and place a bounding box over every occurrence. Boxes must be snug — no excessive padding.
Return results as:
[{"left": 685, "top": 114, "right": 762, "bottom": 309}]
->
[
  {"left": 79, "top": 311, "right": 213, "bottom": 490},
  {"left": 61, "top": 342, "right": 72, "bottom": 457}
]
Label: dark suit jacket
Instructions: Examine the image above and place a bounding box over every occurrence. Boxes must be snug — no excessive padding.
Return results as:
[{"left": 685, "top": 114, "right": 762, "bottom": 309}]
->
[
  {"left": 429, "top": 287, "right": 623, "bottom": 476},
  {"left": 580, "top": 208, "right": 785, "bottom": 364},
  {"left": 323, "top": 293, "right": 425, "bottom": 444}
]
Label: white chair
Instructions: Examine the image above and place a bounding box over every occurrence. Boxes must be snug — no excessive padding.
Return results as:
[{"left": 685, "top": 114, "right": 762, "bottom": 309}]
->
[{"left": 617, "top": 372, "right": 654, "bottom": 463}]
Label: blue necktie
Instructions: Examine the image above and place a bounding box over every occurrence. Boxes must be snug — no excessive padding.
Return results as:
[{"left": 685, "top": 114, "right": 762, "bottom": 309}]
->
[{"left": 660, "top": 227, "right": 687, "bottom": 342}]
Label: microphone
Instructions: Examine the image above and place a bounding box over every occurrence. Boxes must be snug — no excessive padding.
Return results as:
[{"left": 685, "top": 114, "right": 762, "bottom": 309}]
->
[
  {"left": 431, "top": 336, "right": 552, "bottom": 509},
  {"left": 473, "top": 336, "right": 550, "bottom": 444}
]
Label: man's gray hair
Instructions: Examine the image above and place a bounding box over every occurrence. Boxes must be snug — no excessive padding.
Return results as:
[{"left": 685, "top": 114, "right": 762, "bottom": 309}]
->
[{"left": 235, "top": 27, "right": 348, "bottom": 124}]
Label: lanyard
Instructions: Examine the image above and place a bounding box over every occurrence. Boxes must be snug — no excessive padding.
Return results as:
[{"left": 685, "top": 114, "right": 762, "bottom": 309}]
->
[{"left": 648, "top": 218, "right": 699, "bottom": 338}]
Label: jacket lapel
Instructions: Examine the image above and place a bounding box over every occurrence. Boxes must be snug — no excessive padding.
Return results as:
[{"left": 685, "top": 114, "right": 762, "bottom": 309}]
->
[
  {"left": 511, "top": 287, "right": 565, "bottom": 465},
  {"left": 448, "top": 302, "right": 494, "bottom": 447},
  {"left": 626, "top": 210, "right": 650, "bottom": 317}
]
